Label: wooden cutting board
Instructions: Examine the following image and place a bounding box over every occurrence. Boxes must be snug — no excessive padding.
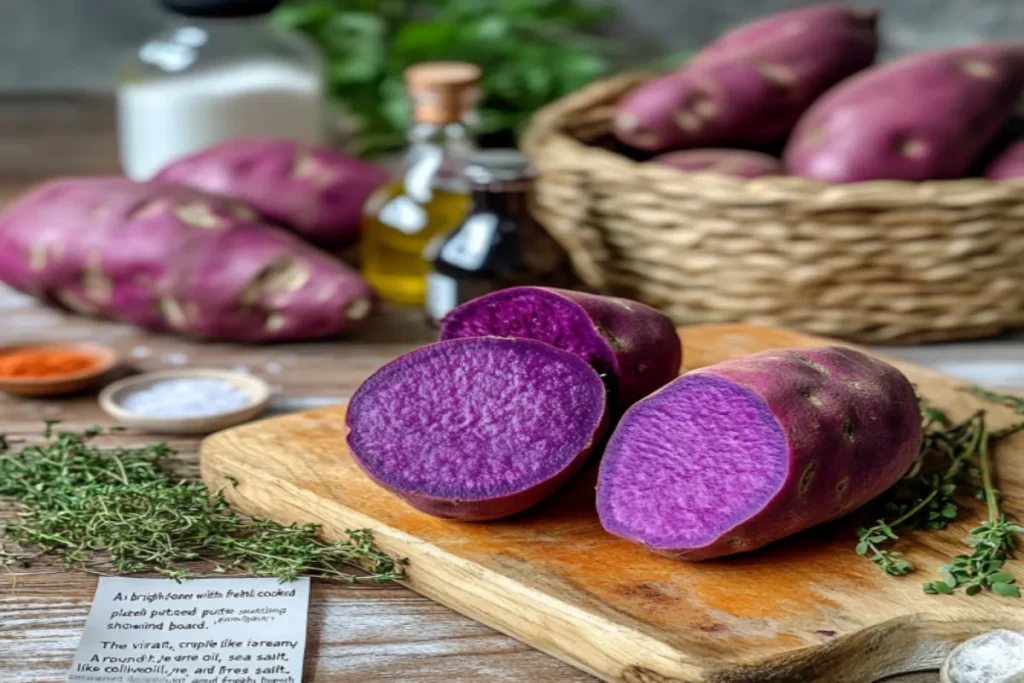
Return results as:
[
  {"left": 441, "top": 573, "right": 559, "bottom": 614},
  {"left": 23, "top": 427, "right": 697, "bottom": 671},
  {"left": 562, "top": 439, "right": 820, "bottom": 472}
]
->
[{"left": 200, "top": 324, "right": 1024, "bottom": 683}]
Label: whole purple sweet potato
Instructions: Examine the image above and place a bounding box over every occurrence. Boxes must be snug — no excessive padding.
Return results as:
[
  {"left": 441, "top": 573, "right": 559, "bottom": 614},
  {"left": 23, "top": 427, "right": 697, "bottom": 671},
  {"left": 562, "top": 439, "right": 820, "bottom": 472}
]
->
[
  {"left": 347, "top": 337, "right": 608, "bottom": 521},
  {"left": 984, "top": 121, "right": 1024, "bottom": 179},
  {"left": 786, "top": 43, "right": 1024, "bottom": 182},
  {"left": 0, "top": 178, "right": 376, "bottom": 342},
  {"left": 614, "top": 4, "right": 877, "bottom": 151},
  {"left": 597, "top": 346, "right": 922, "bottom": 560},
  {"left": 155, "top": 139, "right": 389, "bottom": 248},
  {"left": 695, "top": 3, "right": 879, "bottom": 63},
  {"left": 439, "top": 287, "right": 681, "bottom": 411},
  {"left": 651, "top": 149, "right": 784, "bottom": 179}
]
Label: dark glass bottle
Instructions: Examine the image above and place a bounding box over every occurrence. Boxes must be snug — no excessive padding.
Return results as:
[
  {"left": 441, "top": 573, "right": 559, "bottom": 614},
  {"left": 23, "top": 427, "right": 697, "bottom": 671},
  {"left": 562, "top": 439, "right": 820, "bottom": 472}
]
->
[{"left": 425, "top": 150, "right": 572, "bottom": 324}]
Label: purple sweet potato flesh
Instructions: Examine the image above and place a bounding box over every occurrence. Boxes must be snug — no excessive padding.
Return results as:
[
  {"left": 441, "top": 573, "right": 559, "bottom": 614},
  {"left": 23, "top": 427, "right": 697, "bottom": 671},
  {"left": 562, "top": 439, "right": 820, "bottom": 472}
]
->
[
  {"left": 346, "top": 337, "right": 608, "bottom": 521},
  {"left": 651, "top": 149, "right": 784, "bottom": 178},
  {"left": 597, "top": 346, "right": 922, "bottom": 560},
  {"left": 0, "top": 177, "right": 376, "bottom": 342},
  {"left": 155, "top": 138, "right": 389, "bottom": 248},
  {"left": 614, "top": 5, "right": 877, "bottom": 151},
  {"left": 785, "top": 43, "right": 1024, "bottom": 182},
  {"left": 439, "top": 287, "right": 682, "bottom": 411}
]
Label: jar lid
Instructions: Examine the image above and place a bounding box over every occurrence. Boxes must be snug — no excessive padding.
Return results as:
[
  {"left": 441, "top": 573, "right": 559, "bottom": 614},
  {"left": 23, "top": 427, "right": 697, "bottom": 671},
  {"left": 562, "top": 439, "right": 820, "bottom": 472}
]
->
[
  {"left": 404, "top": 62, "right": 482, "bottom": 125},
  {"left": 465, "top": 149, "right": 536, "bottom": 186},
  {"left": 161, "top": 0, "right": 280, "bottom": 18}
]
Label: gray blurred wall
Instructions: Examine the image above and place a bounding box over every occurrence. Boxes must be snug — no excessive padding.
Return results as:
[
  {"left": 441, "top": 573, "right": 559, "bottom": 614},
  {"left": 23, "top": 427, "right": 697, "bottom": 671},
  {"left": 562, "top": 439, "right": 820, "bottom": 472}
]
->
[{"left": 1, "top": 0, "right": 1023, "bottom": 92}]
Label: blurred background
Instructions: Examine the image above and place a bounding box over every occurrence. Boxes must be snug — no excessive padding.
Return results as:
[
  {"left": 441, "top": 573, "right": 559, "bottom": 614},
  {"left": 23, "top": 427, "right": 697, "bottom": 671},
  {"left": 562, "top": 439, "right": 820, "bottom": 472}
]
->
[{"left": 3, "top": 0, "right": 1024, "bottom": 93}]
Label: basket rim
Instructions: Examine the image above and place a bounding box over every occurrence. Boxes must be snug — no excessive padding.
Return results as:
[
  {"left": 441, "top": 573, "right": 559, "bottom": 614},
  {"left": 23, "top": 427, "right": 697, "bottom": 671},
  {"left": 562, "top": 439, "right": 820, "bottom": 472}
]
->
[{"left": 522, "top": 71, "right": 1024, "bottom": 194}]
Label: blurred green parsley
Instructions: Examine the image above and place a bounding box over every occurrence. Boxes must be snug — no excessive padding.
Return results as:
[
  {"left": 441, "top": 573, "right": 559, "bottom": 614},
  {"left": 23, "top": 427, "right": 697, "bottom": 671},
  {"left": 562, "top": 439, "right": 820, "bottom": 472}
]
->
[{"left": 274, "top": 0, "right": 618, "bottom": 155}]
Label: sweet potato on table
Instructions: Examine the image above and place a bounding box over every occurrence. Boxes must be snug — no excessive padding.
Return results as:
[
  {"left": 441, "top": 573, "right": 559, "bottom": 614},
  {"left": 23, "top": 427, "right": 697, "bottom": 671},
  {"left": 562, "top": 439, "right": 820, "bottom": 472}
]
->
[
  {"left": 347, "top": 338, "right": 608, "bottom": 521},
  {"left": 786, "top": 44, "right": 1024, "bottom": 182},
  {"left": 0, "top": 178, "right": 376, "bottom": 342},
  {"left": 614, "top": 4, "right": 878, "bottom": 152},
  {"left": 155, "top": 139, "right": 389, "bottom": 248},
  {"left": 439, "top": 287, "right": 681, "bottom": 411},
  {"left": 651, "top": 149, "right": 784, "bottom": 178},
  {"left": 597, "top": 347, "right": 922, "bottom": 560}
]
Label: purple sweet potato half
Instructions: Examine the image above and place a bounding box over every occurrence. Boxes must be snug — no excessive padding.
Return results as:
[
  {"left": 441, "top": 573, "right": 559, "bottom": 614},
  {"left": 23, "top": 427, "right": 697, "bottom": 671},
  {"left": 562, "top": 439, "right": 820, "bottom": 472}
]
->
[
  {"left": 786, "top": 43, "right": 1024, "bottom": 182},
  {"left": 597, "top": 346, "right": 922, "bottom": 560},
  {"left": 439, "top": 287, "right": 682, "bottom": 411},
  {"left": 0, "top": 177, "right": 376, "bottom": 342},
  {"left": 346, "top": 337, "right": 608, "bottom": 521},
  {"left": 155, "top": 138, "right": 389, "bottom": 248},
  {"left": 651, "top": 149, "right": 784, "bottom": 179},
  {"left": 614, "top": 4, "right": 877, "bottom": 151}
]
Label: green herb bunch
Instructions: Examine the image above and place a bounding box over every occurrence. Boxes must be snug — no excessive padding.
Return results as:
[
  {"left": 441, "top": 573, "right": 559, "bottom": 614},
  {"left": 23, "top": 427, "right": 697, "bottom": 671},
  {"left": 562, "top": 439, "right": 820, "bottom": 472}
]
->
[
  {"left": 855, "top": 390, "right": 1024, "bottom": 597},
  {"left": 274, "top": 0, "right": 616, "bottom": 154},
  {"left": 0, "top": 423, "right": 406, "bottom": 583}
]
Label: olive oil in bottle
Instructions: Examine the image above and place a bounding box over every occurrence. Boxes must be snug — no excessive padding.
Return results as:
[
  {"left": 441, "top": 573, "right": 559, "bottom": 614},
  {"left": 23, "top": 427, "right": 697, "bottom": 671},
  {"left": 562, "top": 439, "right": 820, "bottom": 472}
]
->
[
  {"left": 361, "top": 62, "right": 479, "bottom": 305},
  {"left": 425, "top": 149, "right": 573, "bottom": 324}
]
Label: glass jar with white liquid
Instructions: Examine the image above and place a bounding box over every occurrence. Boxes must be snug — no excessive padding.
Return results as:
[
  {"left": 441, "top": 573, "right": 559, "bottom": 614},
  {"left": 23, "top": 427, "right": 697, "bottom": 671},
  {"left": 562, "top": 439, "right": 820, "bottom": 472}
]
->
[{"left": 118, "top": 0, "right": 324, "bottom": 180}]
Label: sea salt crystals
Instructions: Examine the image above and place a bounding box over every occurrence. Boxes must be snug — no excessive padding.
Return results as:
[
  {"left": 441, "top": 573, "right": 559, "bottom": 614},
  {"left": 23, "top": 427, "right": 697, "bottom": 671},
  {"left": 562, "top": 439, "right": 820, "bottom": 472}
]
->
[
  {"left": 945, "top": 630, "right": 1024, "bottom": 683},
  {"left": 121, "top": 378, "right": 252, "bottom": 418}
]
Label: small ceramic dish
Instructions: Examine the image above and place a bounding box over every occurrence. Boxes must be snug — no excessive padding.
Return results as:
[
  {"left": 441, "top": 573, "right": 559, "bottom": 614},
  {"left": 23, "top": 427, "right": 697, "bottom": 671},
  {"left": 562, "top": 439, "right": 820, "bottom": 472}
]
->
[
  {"left": 0, "top": 341, "right": 119, "bottom": 397},
  {"left": 99, "top": 369, "right": 271, "bottom": 435}
]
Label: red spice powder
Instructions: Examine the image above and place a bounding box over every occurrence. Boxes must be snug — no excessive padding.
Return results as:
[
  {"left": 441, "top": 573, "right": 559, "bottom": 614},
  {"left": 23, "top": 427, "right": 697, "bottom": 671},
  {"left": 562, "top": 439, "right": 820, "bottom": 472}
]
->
[{"left": 0, "top": 349, "right": 101, "bottom": 379}]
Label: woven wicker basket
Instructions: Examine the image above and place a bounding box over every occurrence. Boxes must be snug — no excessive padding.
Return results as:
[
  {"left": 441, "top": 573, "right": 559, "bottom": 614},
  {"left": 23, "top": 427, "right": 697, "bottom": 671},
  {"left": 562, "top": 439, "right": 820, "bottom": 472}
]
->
[{"left": 522, "top": 73, "right": 1024, "bottom": 344}]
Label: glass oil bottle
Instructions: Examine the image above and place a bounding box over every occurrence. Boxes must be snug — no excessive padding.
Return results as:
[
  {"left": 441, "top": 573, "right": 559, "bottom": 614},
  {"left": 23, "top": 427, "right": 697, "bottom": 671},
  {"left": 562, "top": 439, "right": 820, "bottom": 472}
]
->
[
  {"left": 425, "top": 149, "right": 573, "bottom": 324},
  {"left": 360, "top": 62, "right": 480, "bottom": 305}
]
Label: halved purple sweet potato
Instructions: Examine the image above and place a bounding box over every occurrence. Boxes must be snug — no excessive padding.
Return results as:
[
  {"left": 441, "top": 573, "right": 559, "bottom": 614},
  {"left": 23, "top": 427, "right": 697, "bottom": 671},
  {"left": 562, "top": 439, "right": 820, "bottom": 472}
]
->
[
  {"left": 439, "top": 287, "right": 682, "bottom": 411},
  {"left": 346, "top": 337, "right": 608, "bottom": 521},
  {"left": 597, "top": 346, "right": 922, "bottom": 560}
]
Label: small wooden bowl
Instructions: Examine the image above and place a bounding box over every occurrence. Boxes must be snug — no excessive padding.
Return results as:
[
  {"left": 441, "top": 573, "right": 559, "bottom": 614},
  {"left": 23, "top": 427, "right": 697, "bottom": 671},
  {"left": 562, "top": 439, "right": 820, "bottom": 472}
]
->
[
  {"left": 99, "top": 369, "right": 271, "bottom": 435},
  {"left": 0, "top": 341, "right": 119, "bottom": 397},
  {"left": 940, "top": 629, "right": 1024, "bottom": 683}
]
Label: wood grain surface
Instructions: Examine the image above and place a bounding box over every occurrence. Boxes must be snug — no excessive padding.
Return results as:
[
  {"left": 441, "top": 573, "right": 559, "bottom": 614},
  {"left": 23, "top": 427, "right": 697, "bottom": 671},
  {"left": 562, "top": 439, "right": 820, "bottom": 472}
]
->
[
  {"left": 1, "top": 94, "right": 1019, "bottom": 682},
  {"left": 200, "top": 324, "right": 1024, "bottom": 683}
]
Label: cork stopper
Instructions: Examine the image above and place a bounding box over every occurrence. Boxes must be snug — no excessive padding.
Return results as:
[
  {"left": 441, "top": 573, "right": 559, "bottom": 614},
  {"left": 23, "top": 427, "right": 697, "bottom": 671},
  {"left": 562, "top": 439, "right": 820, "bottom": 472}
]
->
[{"left": 404, "top": 62, "right": 482, "bottom": 125}]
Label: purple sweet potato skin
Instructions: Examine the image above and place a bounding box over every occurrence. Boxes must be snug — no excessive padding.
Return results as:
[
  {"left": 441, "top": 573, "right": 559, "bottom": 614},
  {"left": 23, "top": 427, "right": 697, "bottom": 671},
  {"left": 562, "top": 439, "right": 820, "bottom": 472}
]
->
[
  {"left": 651, "top": 149, "right": 784, "bottom": 179},
  {"left": 0, "top": 177, "right": 376, "bottom": 342},
  {"left": 155, "top": 139, "right": 389, "bottom": 248},
  {"left": 439, "top": 287, "right": 682, "bottom": 411},
  {"left": 346, "top": 338, "right": 608, "bottom": 521},
  {"left": 986, "top": 140, "right": 1024, "bottom": 179},
  {"left": 597, "top": 346, "right": 922, "bottom": 560},
  {"left": 614, "top": 5, "right": 877, "bottom": 151},
  {"left": 696, "top": 4, "right": 878, "bottom": 63},
  {"left": 786, "top": 43, "right": 1024, "bottom": 182}
]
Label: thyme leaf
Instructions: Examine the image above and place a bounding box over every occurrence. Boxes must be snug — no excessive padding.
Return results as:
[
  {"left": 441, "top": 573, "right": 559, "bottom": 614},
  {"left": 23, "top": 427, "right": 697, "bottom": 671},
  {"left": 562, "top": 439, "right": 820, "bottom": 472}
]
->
[
  {"left": 0, "top": 427, "right": 406, "bottom": 583},
  {"left": 857, "top": 392, "right": 1024, "bottom": 597}
]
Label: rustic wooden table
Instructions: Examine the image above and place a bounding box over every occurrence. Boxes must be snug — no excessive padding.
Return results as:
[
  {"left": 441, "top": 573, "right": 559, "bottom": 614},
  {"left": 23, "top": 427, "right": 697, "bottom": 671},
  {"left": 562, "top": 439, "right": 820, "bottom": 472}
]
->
[{"left": 1, "top": 96, "right": 1021, "bottom": 683}]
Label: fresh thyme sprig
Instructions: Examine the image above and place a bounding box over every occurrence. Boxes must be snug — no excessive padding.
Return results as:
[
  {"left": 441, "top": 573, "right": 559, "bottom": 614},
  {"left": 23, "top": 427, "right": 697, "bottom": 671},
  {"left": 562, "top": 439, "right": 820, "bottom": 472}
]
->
[
  {"left": 924, "top": 422, "right": 1023, "bottom": 597},
  {"left": 0, "top": 425, "right": 406, "bottom": 583},
  {"left": 856, "top": 391, "right": 1024, "bottom": 597},
  {"left": 969, "top": 385, "right": 1024, "bottom": 415}
]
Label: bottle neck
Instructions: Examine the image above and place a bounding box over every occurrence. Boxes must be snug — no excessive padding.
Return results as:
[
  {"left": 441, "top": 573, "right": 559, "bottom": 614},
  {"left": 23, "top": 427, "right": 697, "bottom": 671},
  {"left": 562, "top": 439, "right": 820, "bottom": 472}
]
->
[
  {"left": 400, "top": 119, "right": 475, "bottom": 199},
  {"left": 168, "top": 14, "right": 269, "bottom": 33},
  {"left": 470, "top": 187, "right": 531, "bottom": 217}
]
